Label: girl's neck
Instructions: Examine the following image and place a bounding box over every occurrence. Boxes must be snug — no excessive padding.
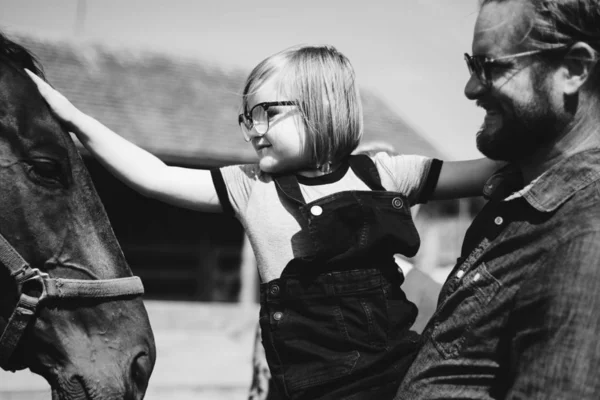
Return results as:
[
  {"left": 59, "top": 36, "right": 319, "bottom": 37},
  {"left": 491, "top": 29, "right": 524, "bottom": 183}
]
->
[{"left": 296, "top": 163, "right": 340, "bottom": 178}]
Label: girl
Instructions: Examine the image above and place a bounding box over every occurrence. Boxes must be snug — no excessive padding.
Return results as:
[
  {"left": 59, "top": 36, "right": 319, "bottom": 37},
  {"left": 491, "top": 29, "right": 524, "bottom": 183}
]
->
[{"left": 27, "top": 45, "right": 501, "bottom": 400}]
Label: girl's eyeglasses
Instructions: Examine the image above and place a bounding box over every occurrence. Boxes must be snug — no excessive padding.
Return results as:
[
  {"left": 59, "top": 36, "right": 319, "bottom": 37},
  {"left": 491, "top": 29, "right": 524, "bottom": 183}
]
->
[
  {"left": 238, "top": 101, "right": 297, "bottom": 142},
  {"left": 464, "top": 44, "right": 571, "bottom": 87}
]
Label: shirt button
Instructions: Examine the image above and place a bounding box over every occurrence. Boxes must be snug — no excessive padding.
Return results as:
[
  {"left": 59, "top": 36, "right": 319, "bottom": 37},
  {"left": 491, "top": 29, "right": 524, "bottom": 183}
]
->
[
  {"left": 270, "top": 285, "right": 280, "bottom": 296},
  {"left": 273, "top": 311, "right": 283, "bottom": 321},
  {"left": 392, "top": 197, "right": 404, "bottom": 209},
  {"left": 494, "top": 216, "right": 504, "bottom": 225},
  {"left": 310, "top": 205, "right": 323, "bottom": 216}
]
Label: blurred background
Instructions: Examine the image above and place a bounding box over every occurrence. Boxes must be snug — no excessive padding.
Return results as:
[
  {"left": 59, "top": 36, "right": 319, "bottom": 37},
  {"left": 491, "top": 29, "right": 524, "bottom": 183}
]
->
[{"left": 0, "top": 1, "right": 486, "bottom": 399}]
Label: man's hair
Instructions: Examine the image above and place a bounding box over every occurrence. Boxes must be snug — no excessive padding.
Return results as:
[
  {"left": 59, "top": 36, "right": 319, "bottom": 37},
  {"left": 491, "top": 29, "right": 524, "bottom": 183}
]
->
[
  {"left": 482, "top": 0, "right": 600, "bottom": 94},
  {"left": 241, "top": 45, "right": 363, "bottom": 168}
]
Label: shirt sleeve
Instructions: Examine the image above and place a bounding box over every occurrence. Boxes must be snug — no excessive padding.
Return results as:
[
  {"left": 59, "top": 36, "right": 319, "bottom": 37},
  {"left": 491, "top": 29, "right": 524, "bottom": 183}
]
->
[
  {"left": 210, "top": 163, "right": 261, "bottom": 218},
  {"left": 506, "top": 230, "right": 600, "bottom": 399},
  {"left": 371, "top": 151, "right": 442, "bottom": 205}
]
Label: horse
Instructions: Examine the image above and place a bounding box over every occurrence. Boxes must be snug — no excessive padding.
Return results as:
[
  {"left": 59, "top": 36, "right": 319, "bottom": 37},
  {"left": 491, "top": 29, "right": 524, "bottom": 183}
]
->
[{"left": 0, "top": 33, "right": 156, "bottom": 399}]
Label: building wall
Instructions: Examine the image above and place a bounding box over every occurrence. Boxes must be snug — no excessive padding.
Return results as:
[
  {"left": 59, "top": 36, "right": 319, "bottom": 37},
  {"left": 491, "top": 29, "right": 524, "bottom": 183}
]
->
[{"left": 84, "top": 157, "right": 246, "bottom": 302}]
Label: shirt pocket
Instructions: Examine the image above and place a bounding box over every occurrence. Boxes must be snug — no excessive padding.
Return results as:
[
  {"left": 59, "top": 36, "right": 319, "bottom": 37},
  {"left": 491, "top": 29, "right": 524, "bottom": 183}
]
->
[{"left": 429, "top": 262, "right": 502, "bottom": 359}]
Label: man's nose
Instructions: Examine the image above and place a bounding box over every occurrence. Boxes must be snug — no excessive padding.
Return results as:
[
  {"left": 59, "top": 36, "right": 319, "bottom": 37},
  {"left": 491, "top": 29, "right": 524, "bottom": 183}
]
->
[{"left": 464, "top": 73, "right": 487, "bottom": 100}]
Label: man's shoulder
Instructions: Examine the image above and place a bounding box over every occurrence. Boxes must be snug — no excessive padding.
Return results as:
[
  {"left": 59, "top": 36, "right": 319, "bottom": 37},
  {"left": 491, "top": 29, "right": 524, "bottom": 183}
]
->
[
  {"left": 554, "top": 178, "right": 600, "bottom": 230},
  {"left": 519, "top": 180, "right": 600, "bottom": 290},
  {"left": 530, "top": 183, "right": 600, "bottom": 292}
]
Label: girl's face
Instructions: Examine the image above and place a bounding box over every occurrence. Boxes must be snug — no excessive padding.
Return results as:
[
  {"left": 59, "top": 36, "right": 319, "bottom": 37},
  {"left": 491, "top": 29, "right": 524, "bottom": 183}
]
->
[{"left": 245, "top": 78, "right": 312, "bottom": 174}]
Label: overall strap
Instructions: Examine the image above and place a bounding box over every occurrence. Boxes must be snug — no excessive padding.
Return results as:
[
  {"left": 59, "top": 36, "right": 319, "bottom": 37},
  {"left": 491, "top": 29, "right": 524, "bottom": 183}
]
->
[
  {"left": 348, "top": 154, "right": 385, "bottom": 191},
  {"left": 273, "top": 174, "right": 306, "bottom": 206}
]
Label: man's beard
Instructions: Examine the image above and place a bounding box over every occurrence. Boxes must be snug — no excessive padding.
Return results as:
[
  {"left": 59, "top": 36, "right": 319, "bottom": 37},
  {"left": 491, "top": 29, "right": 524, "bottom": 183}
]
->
[{"left": 476, "top": 82, "right": 564, "bottom": 162}]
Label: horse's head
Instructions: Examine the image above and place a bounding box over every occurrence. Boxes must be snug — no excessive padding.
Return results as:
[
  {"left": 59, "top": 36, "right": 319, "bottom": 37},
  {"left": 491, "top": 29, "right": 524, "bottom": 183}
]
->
[{"left": 0, "top": 34, "right": 156, "bottom": 399}]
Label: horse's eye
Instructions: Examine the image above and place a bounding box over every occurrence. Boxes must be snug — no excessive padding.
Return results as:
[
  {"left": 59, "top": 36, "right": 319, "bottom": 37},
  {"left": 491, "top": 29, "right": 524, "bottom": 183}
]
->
[{"left": 27, "top": 159, "right": 65, "bottom": 186}]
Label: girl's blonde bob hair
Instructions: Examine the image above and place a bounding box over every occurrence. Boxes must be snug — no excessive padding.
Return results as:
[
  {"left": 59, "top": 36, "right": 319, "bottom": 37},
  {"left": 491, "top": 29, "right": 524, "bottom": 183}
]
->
[{"left": 242, "top": 45, "right": 363, "bottom": 169}]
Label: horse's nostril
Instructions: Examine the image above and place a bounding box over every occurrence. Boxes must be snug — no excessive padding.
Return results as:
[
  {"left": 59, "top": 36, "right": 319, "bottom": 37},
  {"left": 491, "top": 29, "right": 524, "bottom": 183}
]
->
[{"left": 131, "top": 351, "right": 152, "bottom": 396}]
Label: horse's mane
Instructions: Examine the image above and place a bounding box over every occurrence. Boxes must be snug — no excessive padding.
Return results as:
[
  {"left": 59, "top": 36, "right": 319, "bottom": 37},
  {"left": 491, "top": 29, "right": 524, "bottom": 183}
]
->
[{"left": 0, "top": 31, "right": 45, "bottom": 79}]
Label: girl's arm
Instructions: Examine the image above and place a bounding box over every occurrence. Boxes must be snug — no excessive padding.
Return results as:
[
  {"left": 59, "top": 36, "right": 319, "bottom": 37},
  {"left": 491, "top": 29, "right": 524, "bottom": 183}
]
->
[
  {"left": 431, "top": 158, "right": 506, "bottom": 200},
  {"left": 26, "top": 69, "right": 221, "bottom": 212}
]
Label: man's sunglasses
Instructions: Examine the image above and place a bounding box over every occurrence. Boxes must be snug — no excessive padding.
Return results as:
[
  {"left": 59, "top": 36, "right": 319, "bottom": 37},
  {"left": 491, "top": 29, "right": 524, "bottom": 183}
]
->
[
  {"left": 464, "top": 45, "right": 571, "bottom": 87},
  {"left": 238, "top": 101, "right": 297, "bottom": 142}
]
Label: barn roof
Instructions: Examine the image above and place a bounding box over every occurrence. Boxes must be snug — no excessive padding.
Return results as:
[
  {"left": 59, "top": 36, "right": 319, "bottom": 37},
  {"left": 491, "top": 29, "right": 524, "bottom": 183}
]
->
[{"left": 17, "top": 35, "right": 442, "bottom": 166}]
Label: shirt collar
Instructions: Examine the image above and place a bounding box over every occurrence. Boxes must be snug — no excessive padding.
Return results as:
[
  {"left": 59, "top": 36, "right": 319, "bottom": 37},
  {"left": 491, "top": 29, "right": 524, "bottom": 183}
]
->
[{"left": 483, "top": 149, "right": 600, "bottom": 212}]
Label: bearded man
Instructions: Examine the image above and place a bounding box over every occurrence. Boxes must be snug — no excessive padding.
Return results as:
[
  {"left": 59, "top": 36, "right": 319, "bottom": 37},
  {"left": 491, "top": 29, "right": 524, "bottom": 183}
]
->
[{"left": 396, "top": 1, "right": 600, "bottom": 399}]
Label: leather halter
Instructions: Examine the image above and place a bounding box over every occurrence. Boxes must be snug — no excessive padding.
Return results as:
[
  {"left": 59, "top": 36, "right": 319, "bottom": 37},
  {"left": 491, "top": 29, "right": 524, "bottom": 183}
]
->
[{"left": 0, "top": 233, "right": 145, "bottom": 371}]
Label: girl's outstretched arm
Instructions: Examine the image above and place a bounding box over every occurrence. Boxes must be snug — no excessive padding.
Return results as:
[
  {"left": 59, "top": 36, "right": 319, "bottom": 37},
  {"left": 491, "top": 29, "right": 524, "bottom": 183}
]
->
[
  {"left": 26, "top": 69, "right": 221, "bottom": 212},
  {"left": 431, "top": 158, "right": 506, "bottom": 200}
]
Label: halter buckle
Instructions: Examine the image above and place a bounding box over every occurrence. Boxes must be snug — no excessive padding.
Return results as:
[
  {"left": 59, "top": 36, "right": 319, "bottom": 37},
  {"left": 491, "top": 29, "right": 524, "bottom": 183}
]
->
[{"left": 18, "top": 268, "right": 49, "bottom": 304}]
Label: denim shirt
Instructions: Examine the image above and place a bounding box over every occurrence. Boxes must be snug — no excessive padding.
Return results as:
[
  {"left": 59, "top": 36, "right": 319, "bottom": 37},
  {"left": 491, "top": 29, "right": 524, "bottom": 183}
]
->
[{"left": 396, "top": 149, "right": 600, "bottom": 400}]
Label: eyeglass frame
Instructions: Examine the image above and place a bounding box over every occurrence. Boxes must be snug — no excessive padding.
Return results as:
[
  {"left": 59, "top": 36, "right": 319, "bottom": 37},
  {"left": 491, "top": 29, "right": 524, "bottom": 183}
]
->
[
  {"left": 238, "top": 101, "right": 298, "bottom": 142},
  {"left": 464, "top": 44, "right": 572, "bottom": 87}
]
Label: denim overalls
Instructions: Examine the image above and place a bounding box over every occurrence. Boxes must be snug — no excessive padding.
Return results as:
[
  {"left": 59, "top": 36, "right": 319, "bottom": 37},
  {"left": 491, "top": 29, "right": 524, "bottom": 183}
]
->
[{"left": 260, "top": 155, "right": 422, "bottom": 400}]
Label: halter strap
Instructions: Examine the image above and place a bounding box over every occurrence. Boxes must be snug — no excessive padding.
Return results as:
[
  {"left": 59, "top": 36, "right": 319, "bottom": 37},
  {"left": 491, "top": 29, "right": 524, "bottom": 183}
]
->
[{"left": 0, "top": 233, "right": 145, "bottom": 371}]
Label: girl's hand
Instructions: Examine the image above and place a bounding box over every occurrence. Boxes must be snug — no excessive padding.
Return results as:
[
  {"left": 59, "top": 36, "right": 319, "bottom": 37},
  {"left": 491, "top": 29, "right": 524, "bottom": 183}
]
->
[{"left": 25, "top": 68, "right": 81, "bottom": 129}]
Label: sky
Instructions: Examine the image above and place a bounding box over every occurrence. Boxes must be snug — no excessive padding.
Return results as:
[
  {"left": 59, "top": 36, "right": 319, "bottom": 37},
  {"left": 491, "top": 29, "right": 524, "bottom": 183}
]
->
[{"left": 0, "top": 0, "right": 485, "bottom": 160}]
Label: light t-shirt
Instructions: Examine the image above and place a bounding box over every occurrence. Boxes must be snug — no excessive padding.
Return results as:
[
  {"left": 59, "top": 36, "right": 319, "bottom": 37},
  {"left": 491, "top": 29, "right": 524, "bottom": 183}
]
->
[{"left": 212, "top": 152, "right": 441, "bottom": 282}]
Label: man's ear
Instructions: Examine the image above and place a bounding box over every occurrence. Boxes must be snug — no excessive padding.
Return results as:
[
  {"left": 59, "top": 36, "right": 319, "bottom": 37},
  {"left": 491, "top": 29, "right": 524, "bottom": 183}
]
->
[{"left": 562, "top": 42, "right": 597, "bottom": 95}]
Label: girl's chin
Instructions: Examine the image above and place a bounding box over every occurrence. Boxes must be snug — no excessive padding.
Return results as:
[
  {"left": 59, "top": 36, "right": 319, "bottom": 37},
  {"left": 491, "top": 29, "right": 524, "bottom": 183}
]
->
[
  {"left": 258, "top": 155, "right": 311, "bottom": 175},
  {"left": 259, "top": 161, "right": 300, "bottom": 175},
  {"left": 258, "top": 158, "right": 282, "bottom": 174}
]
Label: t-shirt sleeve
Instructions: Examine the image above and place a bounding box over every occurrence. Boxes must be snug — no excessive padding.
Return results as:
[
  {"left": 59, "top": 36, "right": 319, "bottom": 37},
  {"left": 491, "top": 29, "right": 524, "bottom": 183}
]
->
[
  {"left": 210, "top": 164, "right": 261, "bottom": 218},
  {"left": 372, "top": 151, "right": 442, "bottom": 205}
]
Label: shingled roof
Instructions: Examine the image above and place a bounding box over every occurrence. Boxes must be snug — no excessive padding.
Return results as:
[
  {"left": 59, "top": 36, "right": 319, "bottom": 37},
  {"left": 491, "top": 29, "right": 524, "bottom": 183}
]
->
[{"left": 17, "top": 35, "right": 442, "bottom": 166}]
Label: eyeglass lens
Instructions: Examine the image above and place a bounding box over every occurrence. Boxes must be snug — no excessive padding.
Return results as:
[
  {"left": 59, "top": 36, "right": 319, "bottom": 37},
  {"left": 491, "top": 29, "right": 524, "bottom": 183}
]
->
[
  {"left": 465, "top": 54, "right": 487, "bottom": 85},
  {"left": 251, "top": 105, "right": 269, "bottom": 134},
  {"left": 240, "top": 104, "right": 269, "bottom": 139}
]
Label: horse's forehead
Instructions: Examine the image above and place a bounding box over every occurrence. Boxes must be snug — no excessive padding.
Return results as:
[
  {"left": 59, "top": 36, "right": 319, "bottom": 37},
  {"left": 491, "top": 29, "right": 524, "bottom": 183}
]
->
[{"left": 0, "top": 65, "right": 73, "bottom": 156}]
